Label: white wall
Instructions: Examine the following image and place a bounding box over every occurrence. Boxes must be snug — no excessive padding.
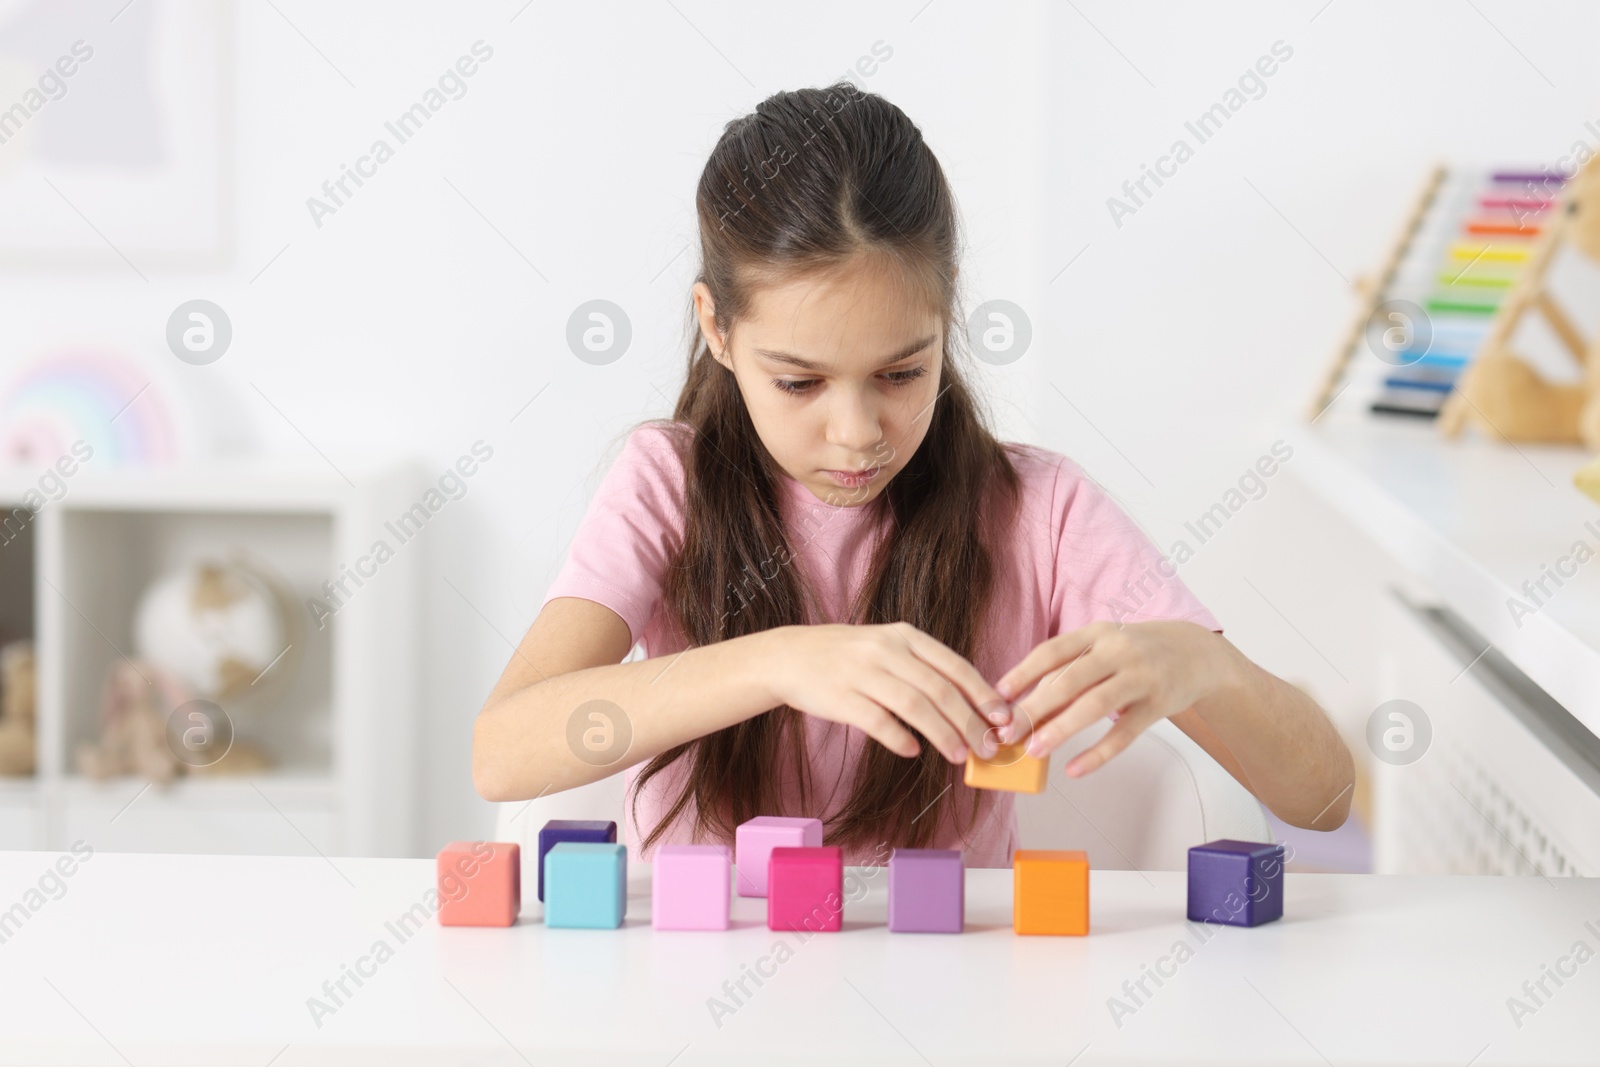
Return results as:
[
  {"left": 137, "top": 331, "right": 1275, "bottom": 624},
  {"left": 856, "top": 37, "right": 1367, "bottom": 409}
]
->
[
  {"left": 6, "top": 0, "right": 1599, "bottom": 853},
  {"left": 1038, "top": 0, "right": 1600, "bottom": 759},
  {"left": 4, "top": 0, "right": 1052, "bottom": 852}
]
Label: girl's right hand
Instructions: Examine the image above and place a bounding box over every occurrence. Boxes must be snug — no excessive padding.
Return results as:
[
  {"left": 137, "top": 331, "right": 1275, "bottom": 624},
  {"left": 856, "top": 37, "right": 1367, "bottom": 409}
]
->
[{"left": 760, "top": 623, "right": 1012, "bottom": 763}]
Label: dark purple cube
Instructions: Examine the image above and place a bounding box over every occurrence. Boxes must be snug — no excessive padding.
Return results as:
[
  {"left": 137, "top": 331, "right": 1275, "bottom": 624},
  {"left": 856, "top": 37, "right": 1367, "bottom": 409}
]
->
[
  {"left": 887, "top": 848, "right": 964, "bottom": 933},
  {"left": 537, "top": 819, "right": 617, "bottom": 901},
  {"left": 1187, "top": 839, "right": 1284, "bottom": 927}
]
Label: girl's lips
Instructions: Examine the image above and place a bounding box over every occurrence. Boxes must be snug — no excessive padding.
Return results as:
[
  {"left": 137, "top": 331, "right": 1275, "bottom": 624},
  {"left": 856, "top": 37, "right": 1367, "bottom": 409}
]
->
[{"left": 824, "top": 467, "right": 881, "bottom": 487}]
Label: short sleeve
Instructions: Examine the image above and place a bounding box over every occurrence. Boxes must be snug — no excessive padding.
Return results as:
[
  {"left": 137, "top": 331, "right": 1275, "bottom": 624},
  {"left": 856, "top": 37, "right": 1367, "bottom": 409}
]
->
[
  {"left": 1046, "top": 455, "right": 1223, "bottom": 636},
  {"left": 539, "top": 422, "right": 688, "bottom": 646}
]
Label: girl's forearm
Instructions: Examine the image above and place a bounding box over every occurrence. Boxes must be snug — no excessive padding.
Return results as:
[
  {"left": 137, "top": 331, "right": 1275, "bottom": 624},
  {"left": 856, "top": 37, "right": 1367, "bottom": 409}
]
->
[
  {"left": 472, "top": 628, "right": 785, "bottom": 802},
  {"left": 1192, "top": 638, "right": 1356, "bottom": 830}
]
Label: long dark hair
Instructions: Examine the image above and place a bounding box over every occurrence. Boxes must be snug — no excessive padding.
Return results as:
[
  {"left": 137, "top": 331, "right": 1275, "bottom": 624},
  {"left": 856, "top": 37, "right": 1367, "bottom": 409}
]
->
[{"left": 632, "top": 83, "right": 1021, "bottom": 855}]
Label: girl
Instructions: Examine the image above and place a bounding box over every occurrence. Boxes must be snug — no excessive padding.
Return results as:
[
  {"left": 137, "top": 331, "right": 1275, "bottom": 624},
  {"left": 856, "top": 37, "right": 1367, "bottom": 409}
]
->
[{"left": 473, "top": 84, "right": 1354, "bottom": 867}]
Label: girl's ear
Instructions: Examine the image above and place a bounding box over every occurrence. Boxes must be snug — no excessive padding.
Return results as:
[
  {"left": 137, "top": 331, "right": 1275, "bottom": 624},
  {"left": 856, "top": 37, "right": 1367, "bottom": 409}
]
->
[{"left": 692, "top": 282, "right": 729, "bottom": 365}]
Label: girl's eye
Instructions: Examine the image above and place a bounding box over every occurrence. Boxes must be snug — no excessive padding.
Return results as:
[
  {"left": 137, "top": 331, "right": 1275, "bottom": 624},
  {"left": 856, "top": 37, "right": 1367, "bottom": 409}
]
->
[{"left": 770, "top": 365, "right": 926, "bottom": 396}]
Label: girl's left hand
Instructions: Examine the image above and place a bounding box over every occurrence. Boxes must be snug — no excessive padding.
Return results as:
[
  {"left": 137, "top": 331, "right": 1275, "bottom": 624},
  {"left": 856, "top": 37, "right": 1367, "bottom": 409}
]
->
[{"left": 993, "top": 620, "right": 1238, "bottom": 778}]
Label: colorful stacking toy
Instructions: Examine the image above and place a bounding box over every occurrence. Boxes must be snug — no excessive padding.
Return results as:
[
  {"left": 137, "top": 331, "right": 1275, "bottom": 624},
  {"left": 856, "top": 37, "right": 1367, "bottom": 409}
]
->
[{"left": 1305, "top": 164, "right": 1555, "bottom": 423}]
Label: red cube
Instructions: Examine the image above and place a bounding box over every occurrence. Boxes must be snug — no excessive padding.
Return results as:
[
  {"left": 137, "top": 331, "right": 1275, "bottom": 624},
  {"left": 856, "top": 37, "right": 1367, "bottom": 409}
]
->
[{"left": 436, "top": 841, "right": 520, "bottom": 927}]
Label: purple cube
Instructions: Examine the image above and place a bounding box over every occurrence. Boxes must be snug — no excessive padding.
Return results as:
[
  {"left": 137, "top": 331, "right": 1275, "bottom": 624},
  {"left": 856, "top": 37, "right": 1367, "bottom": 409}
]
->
[
  {"left": 1187, "top": 839, "right": 1284, "bottom": 927},
  {"left": 888, "top": 848, "right": 964, "bottom": 933},
  {"left": 537, "top": 819, "right": 617, "bottom": 902},
  {"left": 735, "top": 816, "right": 823, "bottom": 897}
]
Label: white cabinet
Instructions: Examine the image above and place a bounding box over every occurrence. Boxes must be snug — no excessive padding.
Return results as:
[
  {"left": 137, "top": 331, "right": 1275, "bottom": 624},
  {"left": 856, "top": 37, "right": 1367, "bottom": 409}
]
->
[
  {"left": 1374, "top": 588, "right": 1600, "bottom": 877},
  {"left": 0, "top": 783, "right": 39, "bottom": 850},
  {"left": 1285, "top": 414, "right": 1600, "bottom": 879},
  {"left": 0, "top": 460, "right": 421, "bottom": 857}
]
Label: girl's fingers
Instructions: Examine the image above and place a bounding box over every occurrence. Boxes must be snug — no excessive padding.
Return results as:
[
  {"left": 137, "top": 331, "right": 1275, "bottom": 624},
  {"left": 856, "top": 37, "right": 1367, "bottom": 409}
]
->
[
  {"left": 890, "top": 623, "right": 1010, "bottom": 726},
  {"left": 1062, "top": 702, "right": 1157, "bottom": 777},
  {"left": 886, "top": 654, "right": 999, "bottom": 760},
  {"left": 862, "top": 676, "right": 971, "bottom": 763},
  {"left": 996, "top": 622, "right": 1113, "bottom": 704},
  {"left": 1023, "top": 674, "right": 1143, "bottom": 759},
  {"left": 841, "top": 693, "right": 922, "bottom": 759},
  {"left": 1001, "top": 644, "right": 1116, "bottom": 745}
]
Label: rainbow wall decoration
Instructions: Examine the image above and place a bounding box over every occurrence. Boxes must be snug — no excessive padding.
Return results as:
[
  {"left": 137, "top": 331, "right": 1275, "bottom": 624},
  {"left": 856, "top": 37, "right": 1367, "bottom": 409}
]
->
[{"left": 0, "top": 352, "right": 179, "bottom": 466}]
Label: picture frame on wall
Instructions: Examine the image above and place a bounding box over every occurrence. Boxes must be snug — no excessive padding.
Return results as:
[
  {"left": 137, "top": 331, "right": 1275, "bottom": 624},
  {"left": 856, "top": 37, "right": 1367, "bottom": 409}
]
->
[{"left": 0, "top": 0, "right": 233, "bottom": 271}]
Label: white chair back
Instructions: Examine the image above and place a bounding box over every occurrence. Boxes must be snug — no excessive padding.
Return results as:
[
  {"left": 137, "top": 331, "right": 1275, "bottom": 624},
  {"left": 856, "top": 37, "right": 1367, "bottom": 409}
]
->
[
  {"left": 492, "top": 716, "right": 1270, "bottom": 873},
  {"left": 1016, "top": 716, "right": 1272, "bottom": 871}
]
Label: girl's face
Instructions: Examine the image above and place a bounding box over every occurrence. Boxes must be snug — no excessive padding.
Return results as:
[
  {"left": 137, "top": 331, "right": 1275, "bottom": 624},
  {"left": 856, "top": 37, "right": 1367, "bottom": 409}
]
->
[{"left": 694, "top": 252, "right": 944, "bottom": 508}]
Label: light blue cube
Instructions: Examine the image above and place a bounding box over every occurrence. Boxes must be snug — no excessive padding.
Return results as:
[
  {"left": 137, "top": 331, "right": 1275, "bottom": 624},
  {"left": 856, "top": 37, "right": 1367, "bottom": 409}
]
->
[{"left": 544, "top": 842, "right": 627, "bottom": 929}]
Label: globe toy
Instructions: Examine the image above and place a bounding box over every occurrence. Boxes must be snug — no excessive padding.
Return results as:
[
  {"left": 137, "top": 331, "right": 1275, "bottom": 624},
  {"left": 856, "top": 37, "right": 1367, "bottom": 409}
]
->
[{"left": 133, "top": 556, "right": 300, "bottom": 709}]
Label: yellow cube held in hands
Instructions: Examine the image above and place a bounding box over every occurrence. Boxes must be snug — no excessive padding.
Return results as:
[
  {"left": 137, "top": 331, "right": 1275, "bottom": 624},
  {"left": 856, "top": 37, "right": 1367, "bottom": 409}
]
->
[{"left": 964, "top": 740, "right": 1048, "bottom": 793}]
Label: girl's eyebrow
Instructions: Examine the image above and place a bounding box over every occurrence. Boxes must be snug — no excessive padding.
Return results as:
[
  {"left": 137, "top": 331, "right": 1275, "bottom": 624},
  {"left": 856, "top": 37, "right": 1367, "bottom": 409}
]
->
[{"left": 755, "top": 335, "right": 936, "bottom": 373}]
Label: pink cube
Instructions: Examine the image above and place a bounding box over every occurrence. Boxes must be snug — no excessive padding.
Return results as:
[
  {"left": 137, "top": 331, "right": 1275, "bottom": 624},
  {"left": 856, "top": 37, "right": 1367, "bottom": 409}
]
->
[
  {"left": 652, "top": 844, "right": 731, "bottom": 930},
  {"left": 767, "top": 846, "right": 844, "bottom": 933},
  {"left": 735, "top": 816, "right": 823, "bottom": 897},
  {"left": 436, "top": 841, "right": 520, "bottom": 927}
]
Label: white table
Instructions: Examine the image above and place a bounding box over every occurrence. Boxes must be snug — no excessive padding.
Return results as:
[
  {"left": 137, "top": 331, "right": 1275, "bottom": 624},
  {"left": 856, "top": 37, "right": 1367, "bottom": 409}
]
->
[{"left": 0, "top": 851, "right": 1596, "bottom": 1065}]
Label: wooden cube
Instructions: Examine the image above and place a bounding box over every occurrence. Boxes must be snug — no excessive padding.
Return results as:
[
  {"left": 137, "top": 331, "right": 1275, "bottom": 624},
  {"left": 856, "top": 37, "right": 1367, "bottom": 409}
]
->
[
  {"left": 536, "top": 819, "right": 617, "bottom": 902},
  {"left": 1013, "top": 849, "right": 1088, "bottom": 936},
  {"left": 888, "top": 848, "right": 964, "bottom": 933},
  {"left": 735, "top": 816, "right": 822, "bottom": 897},
  {"left": 652, "top": 844, "right": 731, "bottom": 931},
  {"left": 544, "top": 842, "right": 627, "bottom": 929},
  {"left": 767, "top": 846, "right": 844, "bottom": 933},
  {"left": 436, "top": 841, "right": 520, "bottom": 927},
  {"left": 964, "top": 741, "right": 1048, "bottom": 793},
  {"left": 1187, "top": 839, "right": 1284, "bottom": 927}
]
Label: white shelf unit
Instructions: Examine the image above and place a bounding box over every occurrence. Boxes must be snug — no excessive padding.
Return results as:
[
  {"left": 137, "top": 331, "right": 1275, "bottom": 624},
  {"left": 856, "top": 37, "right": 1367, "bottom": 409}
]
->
[{"left": 0, "top": 459, "right": 422, "bottom": 858}]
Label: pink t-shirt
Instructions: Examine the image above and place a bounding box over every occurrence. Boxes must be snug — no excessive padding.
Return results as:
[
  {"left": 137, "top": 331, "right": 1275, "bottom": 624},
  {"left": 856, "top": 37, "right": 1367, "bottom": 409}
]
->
[{"left": 539, "top": 420, "right": 1223, "bottom": 868}]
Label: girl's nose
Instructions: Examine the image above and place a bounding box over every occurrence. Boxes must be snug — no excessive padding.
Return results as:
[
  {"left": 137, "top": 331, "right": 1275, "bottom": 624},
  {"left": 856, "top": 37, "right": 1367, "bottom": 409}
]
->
[{"left": 826, "top": 392, "right": 884, "bottom": 455}]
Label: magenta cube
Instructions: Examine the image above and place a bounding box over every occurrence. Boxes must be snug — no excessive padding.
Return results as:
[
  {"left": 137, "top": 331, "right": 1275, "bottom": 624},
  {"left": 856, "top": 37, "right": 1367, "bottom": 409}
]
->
[
  {"left": 767, "top": 846, "right": 844, "bottom": 933},
  {"left": 887, "top": 848, "right": 964, "bottom": 933},
  {"left": 651, "top": 845, "right": 731, "bottom": 931},
  {"left": 735, "top": 816, "right": 822, "bottom": 897}
]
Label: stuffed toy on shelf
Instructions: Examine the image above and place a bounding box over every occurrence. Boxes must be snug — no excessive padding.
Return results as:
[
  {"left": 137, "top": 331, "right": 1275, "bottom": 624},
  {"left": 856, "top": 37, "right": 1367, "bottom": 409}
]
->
[
  {"left": 0, "top": 640, "right": 36, "bottom": 777},
  {"left": 76, "top": 659, "right": 188, "bottom": 786}
]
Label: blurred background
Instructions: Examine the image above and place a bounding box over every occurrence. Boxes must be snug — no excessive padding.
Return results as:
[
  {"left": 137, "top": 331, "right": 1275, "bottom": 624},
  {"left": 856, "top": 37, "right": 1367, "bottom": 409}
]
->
[{"left": 2, "top": 0, "right": 1599, "bottom": 877}]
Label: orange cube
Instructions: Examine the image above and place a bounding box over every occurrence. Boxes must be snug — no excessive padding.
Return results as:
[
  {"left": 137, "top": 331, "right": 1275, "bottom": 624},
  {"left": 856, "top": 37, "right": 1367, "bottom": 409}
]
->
[
  {"left": 964, "top": 741, "right": 1048, "bottom": 793},
  {"left": 436, "top": 841, "right": 521, "bottom": 927},
  {"left": 1013, "top": 849, "right": 1089, "bottom": 935}
]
